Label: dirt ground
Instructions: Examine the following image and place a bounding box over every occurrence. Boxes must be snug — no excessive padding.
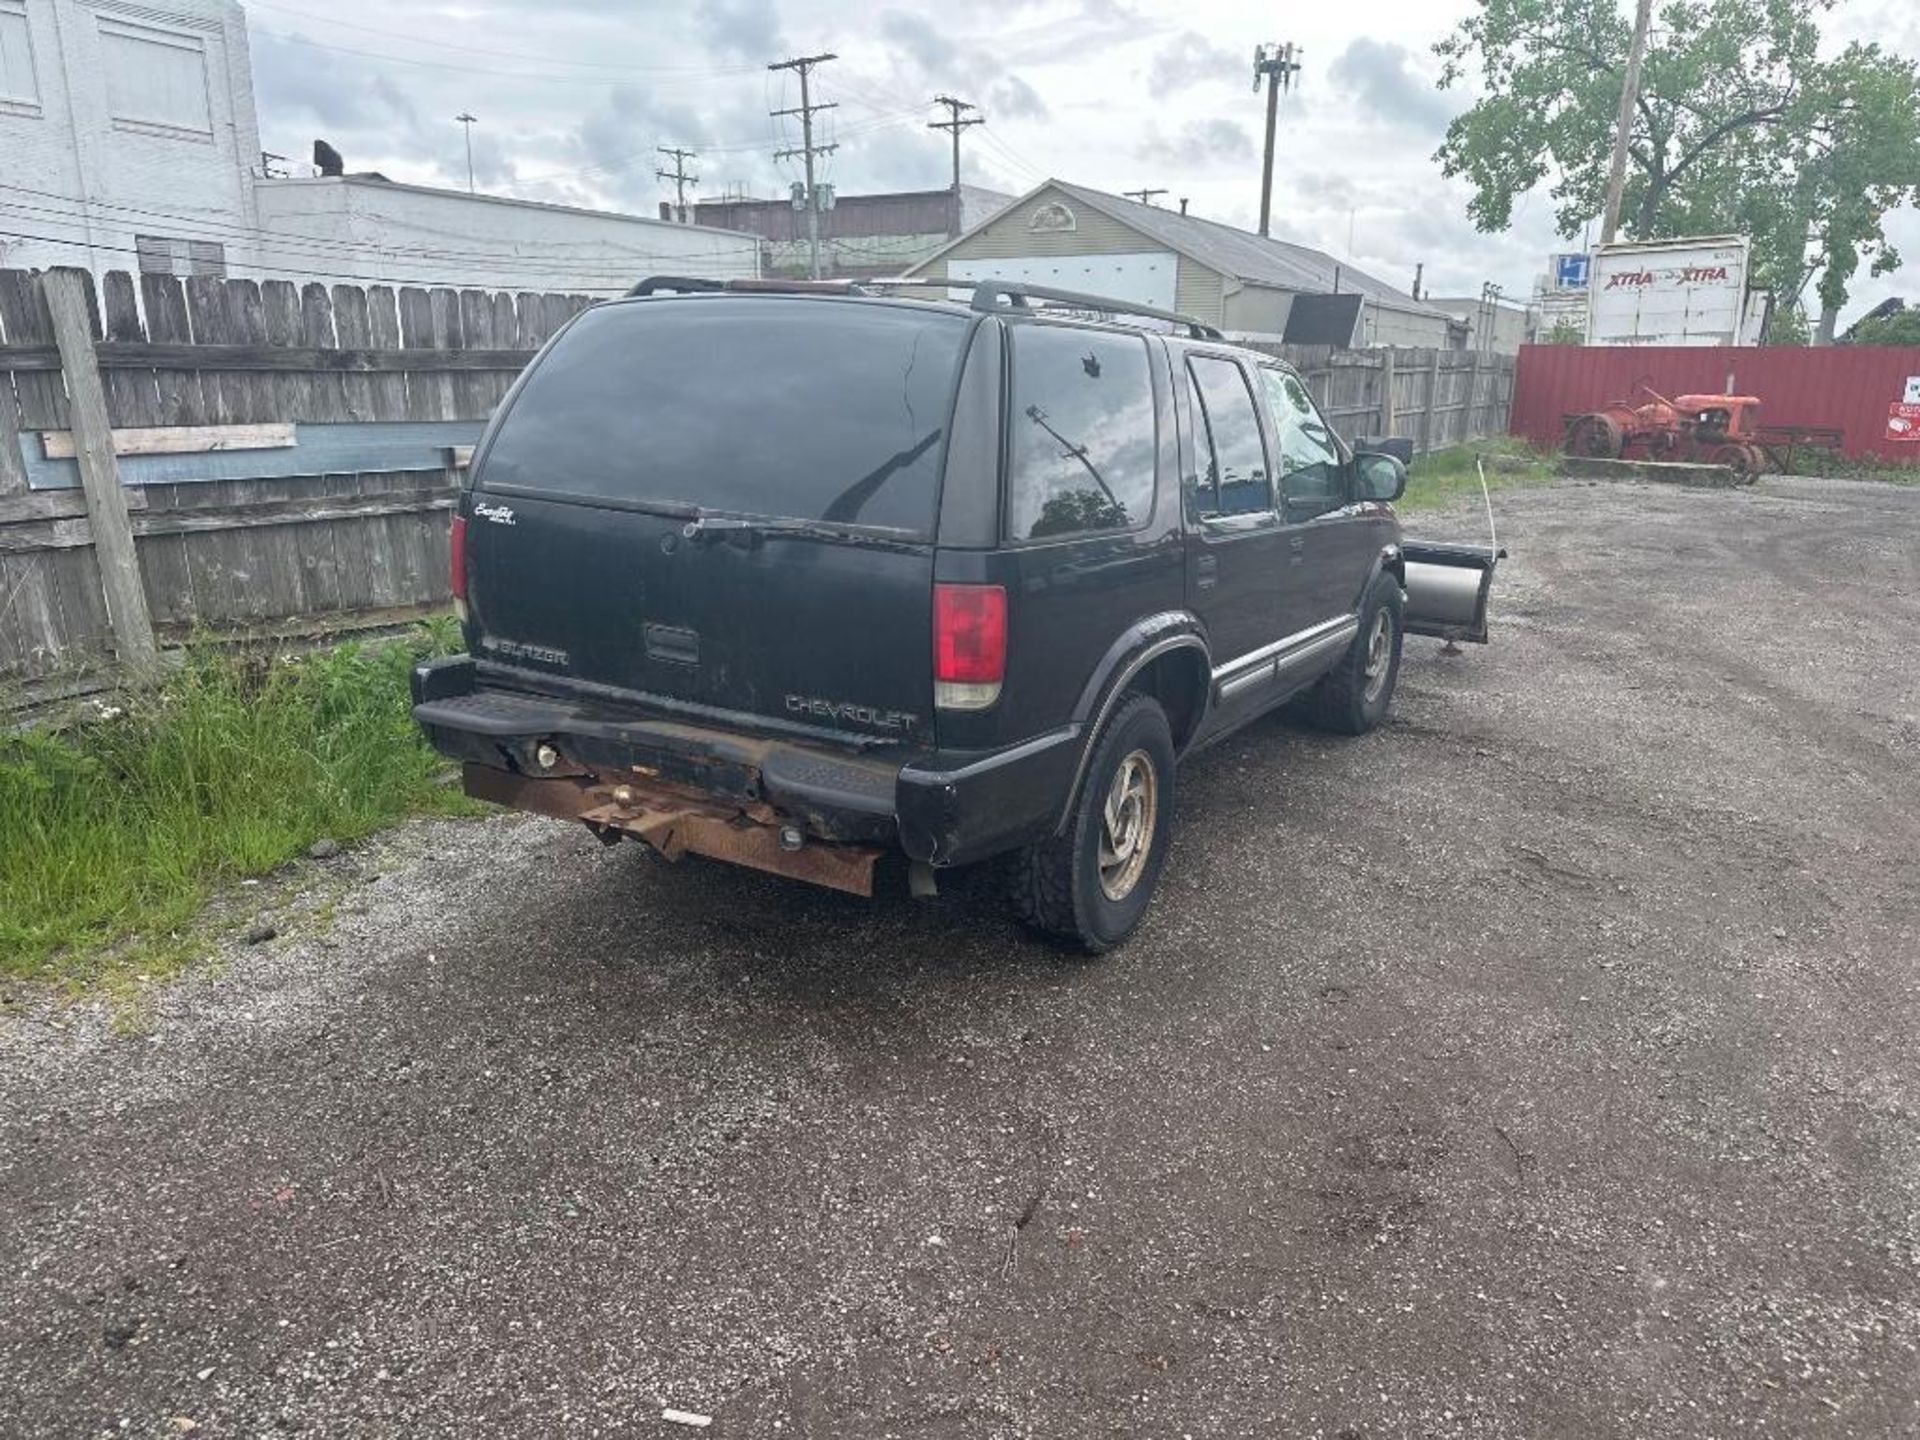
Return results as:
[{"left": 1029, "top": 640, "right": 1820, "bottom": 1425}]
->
[{"left": 2, "top": 474, "right": 1916, "bottom": 1439}]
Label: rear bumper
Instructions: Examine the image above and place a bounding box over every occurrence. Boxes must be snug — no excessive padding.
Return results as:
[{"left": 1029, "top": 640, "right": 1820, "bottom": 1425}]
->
[{"left": 410, "top": 657, "right": 1079, "bottom": 878}]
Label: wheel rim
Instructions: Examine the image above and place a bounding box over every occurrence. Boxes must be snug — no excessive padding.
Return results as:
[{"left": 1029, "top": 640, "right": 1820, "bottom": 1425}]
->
[
  {"left": 1362, "top": 608, "right": 1394, "bottom": 703},
  {"left": 1097, "top": 749, "right": 1159, "bottom": 902}
]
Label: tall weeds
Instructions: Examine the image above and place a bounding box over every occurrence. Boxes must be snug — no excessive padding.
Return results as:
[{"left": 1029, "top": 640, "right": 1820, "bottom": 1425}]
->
[{"left": 1, "top": 622, "right": 470, "bottom": 979}]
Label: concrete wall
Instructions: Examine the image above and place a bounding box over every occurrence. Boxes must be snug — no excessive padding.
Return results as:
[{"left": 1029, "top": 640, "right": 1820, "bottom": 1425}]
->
[
  {"left": 0, "top": 0, "right": 262, "bottom": 280},
  {"left": 910, "top": 185, "right": 1227, "bottom": 325},
  {"left": 1427, "top": 296, "right": 1532, "bottom": 353},
  {"left": 253, "top": 179, "right": 760, "bottom": 294},
  {"left": 1361, "top": 300, "right": 1455, "bottom": 349}
]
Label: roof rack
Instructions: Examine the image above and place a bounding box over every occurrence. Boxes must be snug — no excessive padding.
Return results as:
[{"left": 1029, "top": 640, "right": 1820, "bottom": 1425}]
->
[
  {"left": 953, "top": 279, "right": 1223, "bottom": 340},
  {"left": 626, "top": 275, "right": 870, "bottom": 298}
]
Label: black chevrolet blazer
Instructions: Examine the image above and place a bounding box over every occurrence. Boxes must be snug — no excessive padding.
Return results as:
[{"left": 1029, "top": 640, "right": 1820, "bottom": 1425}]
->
[{"left": 412, "top": 278, "right": 1497, "bottom": 951}]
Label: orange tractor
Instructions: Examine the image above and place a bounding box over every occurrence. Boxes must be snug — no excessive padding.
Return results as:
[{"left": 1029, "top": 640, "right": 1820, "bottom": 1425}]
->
[{"left": 1566, "top": 387, "right": 1772, "bottom": 479}]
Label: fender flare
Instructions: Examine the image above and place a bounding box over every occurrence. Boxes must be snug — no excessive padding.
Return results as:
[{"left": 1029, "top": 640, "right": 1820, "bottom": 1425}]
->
[
  {"left": 1052, "top": 611, "right": 1212, "bottom": 835},
  {"left": 1357, "top": 542, "right": 1407, "bottom": 610}
]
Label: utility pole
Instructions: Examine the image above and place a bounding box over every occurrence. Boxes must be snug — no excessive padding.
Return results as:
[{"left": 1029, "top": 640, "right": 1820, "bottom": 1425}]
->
[
  {"left": 928, "top": 95, "right": 984, "bottom": 236},
  {"left": 769, "top": 52, "right": 839, "bottom": 280},
  {"left": 1599, "top": 0, "right": 1653, "bottom": 244},
  {"left": 1123, "top": 188, "right": 1168, "bottom": 207},
  {"left": 454, "top": 113, "right": 478, "bottom": 194},
  {"left": 1253, "top": 43, "right": 1301, "bottom": 238},
  {"left": 655, "top": 146, "right": 699, "bottom": 223}
]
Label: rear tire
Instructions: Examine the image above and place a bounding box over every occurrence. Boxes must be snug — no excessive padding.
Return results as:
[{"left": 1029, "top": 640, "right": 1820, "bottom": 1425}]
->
[
  {"left": 1008, "top": 694, "right": 1175, "bottom": 954},
  {"left": 1301, "top": 574, "right": 1404, "bottom": 735}
]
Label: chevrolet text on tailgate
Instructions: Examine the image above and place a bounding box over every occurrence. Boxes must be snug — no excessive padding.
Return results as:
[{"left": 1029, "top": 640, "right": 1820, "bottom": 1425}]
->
[{"left": 412, "top": 277, "right": 1501, "bottom": 952}]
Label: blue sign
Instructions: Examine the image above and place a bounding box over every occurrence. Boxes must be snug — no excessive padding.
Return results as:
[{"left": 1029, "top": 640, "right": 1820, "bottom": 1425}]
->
[{"left": 1554, "top": 253, "right": 1591, "bottom": 290}]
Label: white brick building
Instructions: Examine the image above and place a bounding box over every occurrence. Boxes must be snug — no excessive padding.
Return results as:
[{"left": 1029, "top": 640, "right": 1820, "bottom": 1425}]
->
[
  {"left": 0, "top": 0, "right": 262, "bottom": 280},
  {"left": 253, "top": 176, "right": 760, "bottom": 294},
  {"left": 0, "top": 0, "right": 758, "bottom": 292}
]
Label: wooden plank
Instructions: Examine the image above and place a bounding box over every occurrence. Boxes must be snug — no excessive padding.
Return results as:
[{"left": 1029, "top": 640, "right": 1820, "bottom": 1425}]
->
[
  {"left": 184, "top": 275, "right": 238, "bottom": 424},
  {"left": 0, "top": 373, "right": 27, "bottom": 497},
  {"left": 101, "top": 272, "right": 164, "bottom": 436},
  {"left": 428, "top": 288, "right": 463, "bottom": 420},
  {"left": 139, "top": 273, "right": 205, "bottom": 425},
  {"left": 331, "top": 285, "right": 379, "bottom": 422},
  {"left": 0, "top": 488, "right": 147, "bottom": 524},
  {"left": 364, "top": 287, "right": 409, "bottom": 421},
  {"left": 228, "top": 280, "right": 272, "bottom": 423},
  {"left": 299, "top": 284, "right": 348, "bottom": 421},
  {"left": 0, "top": 551, "right": 66, "bottom": 676},
  {"left": 40, "top": 269, "right": 158, "bottom": 672},
  {"left": 261, "top": 280, "right": 304, "bottom": 419},
  {"left": 136, "top": 529, "right": 194, "bottom": 625},
  {"left": 38, "top": 422, "right": 297, "bottom": 460},
  {"left": 0, "top": 270, "right": 69, "bottom": 430}
]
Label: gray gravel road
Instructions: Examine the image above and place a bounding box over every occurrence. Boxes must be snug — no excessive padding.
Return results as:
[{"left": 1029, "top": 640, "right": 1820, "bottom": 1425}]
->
[{"left": 3, "top": 475, "right": 1918, "bottom": 1439}]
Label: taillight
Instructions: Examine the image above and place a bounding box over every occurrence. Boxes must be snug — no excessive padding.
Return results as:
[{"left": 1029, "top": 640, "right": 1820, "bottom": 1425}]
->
[
  {"left": 934, "top": 582, "right": 1006, "bottom": 711},
  {"left": 449, "top": 514, "right": 469, "bottom": 622}
]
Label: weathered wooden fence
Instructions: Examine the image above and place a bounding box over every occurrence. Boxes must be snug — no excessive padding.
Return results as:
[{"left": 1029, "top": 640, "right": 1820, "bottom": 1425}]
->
[
  {"left": 1248, "top": 344, "right": 1517, "bottom": 455},
  {"left": 1, "top": 269, "right": 1519, "bottom": 701},
  {"left": 0, "top": 266, "right": 595, "bottom": 701}
]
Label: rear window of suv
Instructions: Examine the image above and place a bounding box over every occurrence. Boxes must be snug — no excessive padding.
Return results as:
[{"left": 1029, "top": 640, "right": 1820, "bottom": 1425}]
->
[{"left": 478, "top": 298, "right": 968, "bottom": 536}]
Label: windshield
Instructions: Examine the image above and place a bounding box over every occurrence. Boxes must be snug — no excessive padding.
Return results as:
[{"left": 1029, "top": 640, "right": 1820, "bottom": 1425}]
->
[{"left": 478, "top": 298, "right": 969, "bottom": 536}]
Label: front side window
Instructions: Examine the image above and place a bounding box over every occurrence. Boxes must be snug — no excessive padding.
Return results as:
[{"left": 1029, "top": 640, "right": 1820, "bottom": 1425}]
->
[
  {"left": 1259, "top": 366, "right": 1345, "bottom": 517},
  {"left": 1186, "top": 356, "right": 1271, "bottom": 519},
  {"left": 1005, "top": 326, "right": 1156, "bottom": 540}
]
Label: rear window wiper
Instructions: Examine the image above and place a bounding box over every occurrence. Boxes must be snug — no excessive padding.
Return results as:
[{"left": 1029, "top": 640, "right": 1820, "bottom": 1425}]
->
[{"left": 680, "top": 513, "right": 919, "bottom": 547}]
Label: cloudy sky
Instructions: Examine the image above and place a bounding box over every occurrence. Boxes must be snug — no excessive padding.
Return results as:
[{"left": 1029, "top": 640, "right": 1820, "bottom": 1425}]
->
[{"left": 246, "top": 0, "right": 1919, "bottom": 321}]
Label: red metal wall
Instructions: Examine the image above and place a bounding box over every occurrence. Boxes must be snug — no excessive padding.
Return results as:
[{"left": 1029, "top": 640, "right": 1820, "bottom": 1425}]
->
[{"left": 1510, "top": 344, "right": 1920, "bottom": 460}]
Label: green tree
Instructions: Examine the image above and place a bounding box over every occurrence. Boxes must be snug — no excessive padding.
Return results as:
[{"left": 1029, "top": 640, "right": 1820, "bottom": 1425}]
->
[
  {"left": 1434, "top": 0, "right": 1920, "bottom": 328},
  {"left": 1844, "top": 307, "right": 1920, "bottom": 346}
]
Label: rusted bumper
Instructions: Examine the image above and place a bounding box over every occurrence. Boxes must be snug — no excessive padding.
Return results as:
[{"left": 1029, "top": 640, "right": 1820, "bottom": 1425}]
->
[{"left": 463, "top": 764, "right": 883, "bottom": 896}]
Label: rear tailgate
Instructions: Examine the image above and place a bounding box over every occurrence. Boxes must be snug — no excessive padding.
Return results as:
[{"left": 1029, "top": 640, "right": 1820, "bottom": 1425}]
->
[{"left": 464, "top": 296, "right": 970, "bottom": 746}]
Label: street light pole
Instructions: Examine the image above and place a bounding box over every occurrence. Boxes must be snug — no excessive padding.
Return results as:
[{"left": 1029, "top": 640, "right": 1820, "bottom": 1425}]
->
[{"left": 455, "top": 113, "right": 478, "bottom": 194}]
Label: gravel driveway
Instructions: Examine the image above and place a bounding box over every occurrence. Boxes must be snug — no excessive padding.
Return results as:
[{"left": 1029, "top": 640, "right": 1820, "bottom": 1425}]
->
[{"left": 3, "top": 475, "right": 1917, "bottom": 1438}]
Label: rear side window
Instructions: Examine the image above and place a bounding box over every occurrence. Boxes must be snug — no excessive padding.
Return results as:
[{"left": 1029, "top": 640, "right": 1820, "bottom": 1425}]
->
[
  {"left": 1187, "top": 357, "right": 1271, "bottom": 519},
  {"left": 479, "top": 299, "right": 967, "bottom": 536},
  {"left": 1006, "top": 326, "right": 1156, "bottom": 541}
]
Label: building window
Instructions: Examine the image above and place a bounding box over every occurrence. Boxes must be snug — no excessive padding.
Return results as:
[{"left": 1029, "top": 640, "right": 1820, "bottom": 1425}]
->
[
  {"left": 100, "top": 18, "right": 211, "bottom": 135},
  {"left": 0, "top": 0, "right": 40, "bottom": 110},
  {"left": 136, "top": 235, "right": 226, "bottom": 278}
]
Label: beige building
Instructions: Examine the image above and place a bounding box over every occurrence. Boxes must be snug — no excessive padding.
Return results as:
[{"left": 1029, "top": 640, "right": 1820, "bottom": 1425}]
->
[{"left": 902, "top": 179, "right": 1456, "bottom": 347}]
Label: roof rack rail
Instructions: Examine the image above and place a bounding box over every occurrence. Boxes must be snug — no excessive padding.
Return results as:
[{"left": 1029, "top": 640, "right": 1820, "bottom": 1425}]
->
[
  {"left": 627, "top": 275, "right": 872, "bottom": 298},
  {"left": 954, "top": 279, "right": 1223, "bottom": 340}
]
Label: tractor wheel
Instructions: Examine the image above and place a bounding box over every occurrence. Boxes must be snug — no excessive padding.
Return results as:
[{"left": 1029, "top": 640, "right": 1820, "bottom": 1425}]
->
[
  {"left": 1741, "top": 444, "right": 1769, "bottom": 480},
  {"left": 1708, "top": 442, "right": 1761, "bottom": 480},
  {"left": 1569, "top": 413, "right": 1624, "bottom": 459},
  {"left": 1646, "top": 429, "right": 1681, "bottom": 460}
]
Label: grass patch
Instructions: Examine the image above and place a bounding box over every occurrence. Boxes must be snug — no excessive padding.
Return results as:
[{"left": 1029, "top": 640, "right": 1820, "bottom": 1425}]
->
[
  {"left": 1, "top": 617, "right": 480, "bottom": 984},
  {"left": 1401, "top": 436, "right": 1559, "bottom": 514}
]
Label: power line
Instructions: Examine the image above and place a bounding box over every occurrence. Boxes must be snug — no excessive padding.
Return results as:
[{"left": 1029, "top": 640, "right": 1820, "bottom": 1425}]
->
[
  {"left": 768, "top": 52, "right": 838, "bottom": 280},
  {"left": 655, "top": 147, "right": 699, "bottom": 222},
  {"left": 1123, "top": 188, "right": 1169, "bottom": 207}
]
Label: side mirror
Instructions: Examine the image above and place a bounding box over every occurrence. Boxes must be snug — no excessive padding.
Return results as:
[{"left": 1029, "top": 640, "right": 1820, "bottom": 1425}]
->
[{"left": 1355, "top": 452, "right": 1407, "bottom": 503}]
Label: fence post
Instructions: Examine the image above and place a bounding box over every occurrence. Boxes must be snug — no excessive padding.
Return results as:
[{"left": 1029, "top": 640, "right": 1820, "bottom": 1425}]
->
[
  {"left": 1420, "top": 349, "right": 1442, "bottom": 454},
  {"left": 40, "top": 268, "right": 158, "bottom": 674},
  {"left": 1379, "top": 346, "right": 1396, "bottom": 438},
  {"left": 1465, "top": 350, "right": 1482, "bottom": 444},
  {"left": 0, "top": 376, "right": 25, "bottom": 499}
]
